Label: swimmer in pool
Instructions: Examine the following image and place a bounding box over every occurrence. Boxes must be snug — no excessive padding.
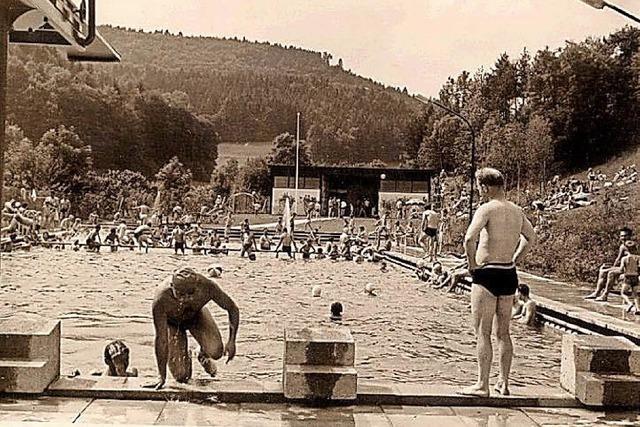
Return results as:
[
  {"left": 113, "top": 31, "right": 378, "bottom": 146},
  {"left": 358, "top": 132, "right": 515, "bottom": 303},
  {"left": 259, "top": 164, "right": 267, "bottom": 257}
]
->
[
  {"left": 104, "top": 227, "right": 119, "bottom": 252},
  {"left": 512, "top": 284, "right": 537, "bottom": 326},
  {"left": 240, "top": 231, "right": 257, "bottom": 258},
  {"left": 299, "top": 239, "right": 316, "bottom": 260},
  {"left": 275, "top": 228, "right": 296, "bottom": 259},
  {"left": 206, "top": 265, "right": 223, "bottom": 278},
  {"left": 258, "top": 229, "right": 272, "bottom": 251},
  {"left": 144, "top": 267, "right": 239, "bottom": 390},
  {"left": 461, "top": 167, "right": 536, "bottom": 398},
  {"left": 97, "top": 340, "right": 138, "bottom": 377}
]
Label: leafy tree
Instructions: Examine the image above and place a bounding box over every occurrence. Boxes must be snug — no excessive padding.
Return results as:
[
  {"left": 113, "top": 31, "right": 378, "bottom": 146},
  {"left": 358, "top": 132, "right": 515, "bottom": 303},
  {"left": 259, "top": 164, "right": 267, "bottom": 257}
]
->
[
  {"left": 210, "top": 159, "right": 239, "bottom": 198},
  {"left": 238, "top": 157, "right": 271, "bottom": 197},
  {"left": 268, "top": 132, "right": 311, "bottom": 165},
  {"left": 155, "top": 156, "right": 193, "bottom": 213}
]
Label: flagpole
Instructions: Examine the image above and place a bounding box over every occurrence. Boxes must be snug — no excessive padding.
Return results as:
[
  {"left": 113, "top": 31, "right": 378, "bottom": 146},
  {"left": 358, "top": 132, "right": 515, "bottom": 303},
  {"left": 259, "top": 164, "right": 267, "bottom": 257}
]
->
[{"left": 295, "top": 112, "right": 300, "bottom": 214}]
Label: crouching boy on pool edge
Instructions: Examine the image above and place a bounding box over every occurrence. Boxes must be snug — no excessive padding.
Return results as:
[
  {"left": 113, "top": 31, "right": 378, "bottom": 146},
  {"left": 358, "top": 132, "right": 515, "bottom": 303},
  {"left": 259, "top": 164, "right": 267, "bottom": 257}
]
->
[{"left": 144, "top": 267, "right": 239, "bottom": 390}]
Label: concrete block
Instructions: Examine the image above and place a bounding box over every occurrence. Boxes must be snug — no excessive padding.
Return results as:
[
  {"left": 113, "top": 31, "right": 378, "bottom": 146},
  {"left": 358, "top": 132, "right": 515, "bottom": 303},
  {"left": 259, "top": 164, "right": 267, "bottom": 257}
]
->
[
  {"left": 575, "top": 372, "right": 640, "bottom": 407},
  {"left": 560, "top": 334, "right": 640, "bottom": 394},
  {"left": 284, "top": 327, "right": 354, "bottom": 367},
  {"left": 283, "top": 364, "right": 357, "bottom": 400},
  {"left": 0, "top": 318, "right": 60, "bottom": 393}
]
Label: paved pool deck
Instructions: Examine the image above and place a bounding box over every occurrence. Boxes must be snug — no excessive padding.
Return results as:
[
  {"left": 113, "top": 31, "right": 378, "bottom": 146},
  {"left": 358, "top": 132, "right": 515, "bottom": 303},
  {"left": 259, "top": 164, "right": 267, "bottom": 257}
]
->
[{"left": 1, "top": 396, "right": 639, "bottom": 426}]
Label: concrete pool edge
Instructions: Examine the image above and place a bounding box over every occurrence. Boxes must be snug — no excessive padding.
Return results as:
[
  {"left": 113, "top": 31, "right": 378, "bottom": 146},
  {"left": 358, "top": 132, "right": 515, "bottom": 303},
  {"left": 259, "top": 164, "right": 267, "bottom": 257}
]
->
[
  {"left": 384, "top": 251, "right": 640, "bottom": 345},
  {"left": 9, "top": 377, "right": 581, "bottom": 409}
]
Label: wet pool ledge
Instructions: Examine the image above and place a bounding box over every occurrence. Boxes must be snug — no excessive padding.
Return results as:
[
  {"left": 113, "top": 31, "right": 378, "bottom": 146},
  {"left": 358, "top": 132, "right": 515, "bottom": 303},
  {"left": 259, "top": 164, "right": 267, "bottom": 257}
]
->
[{"left": 33, "top": 377, "right": 580, "bottom": 408}]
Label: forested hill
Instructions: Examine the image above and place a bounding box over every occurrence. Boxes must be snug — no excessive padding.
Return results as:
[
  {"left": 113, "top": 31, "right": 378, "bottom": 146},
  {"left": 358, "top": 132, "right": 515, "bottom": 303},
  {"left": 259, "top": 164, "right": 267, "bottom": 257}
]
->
[
  {"left": 98, "top": 26, "right": 419, "bottom": 158},
  {"left": 7, "top": 25, "right": 419, "bottom": 179}
]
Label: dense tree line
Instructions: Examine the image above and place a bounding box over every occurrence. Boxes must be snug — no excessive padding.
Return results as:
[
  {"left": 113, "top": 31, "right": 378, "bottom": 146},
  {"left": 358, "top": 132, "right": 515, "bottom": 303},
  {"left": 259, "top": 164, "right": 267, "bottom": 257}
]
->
[
  {"left": 410, "top": 27, "right": 640, "bottom": 189},
  {"left": 94, "top": 26, "right": 419, "bottom": 163},
  {"left": 7, "top": 25, "right": 640, "bottom": 191},
  {"left": 7, "top": 44, "right": 219, "bottom": 181}
]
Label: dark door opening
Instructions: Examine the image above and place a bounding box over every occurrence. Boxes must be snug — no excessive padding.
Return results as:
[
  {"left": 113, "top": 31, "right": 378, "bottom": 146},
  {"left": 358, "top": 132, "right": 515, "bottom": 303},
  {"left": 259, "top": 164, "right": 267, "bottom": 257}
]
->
[{"left": 325, "top": 174, "right": 379, "bottom": 217}]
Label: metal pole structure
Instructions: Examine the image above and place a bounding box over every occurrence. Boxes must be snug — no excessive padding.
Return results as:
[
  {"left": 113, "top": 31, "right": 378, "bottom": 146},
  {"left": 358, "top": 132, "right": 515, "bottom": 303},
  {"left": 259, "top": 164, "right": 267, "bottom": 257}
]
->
[
  {"left": 0, "top": 5, "right": 10, "bottom": 209},
  {"left": 604, "top": 2, "right": 640, "bottom": 23},
  {"left": 579, "top": 0, "right": 640, "bottom": 23},
  {"left": 294, "top": 112, "right": 300, "bottom": 214},
  {"left": 416, "top": 95, "right": 476, "bottom": 223}
]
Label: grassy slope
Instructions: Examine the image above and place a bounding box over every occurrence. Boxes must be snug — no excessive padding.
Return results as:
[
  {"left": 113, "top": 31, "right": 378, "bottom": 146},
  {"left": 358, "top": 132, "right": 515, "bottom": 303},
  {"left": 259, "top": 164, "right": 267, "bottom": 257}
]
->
[{"left": 522, "top": 147, "right": 640, "bottom": 284}]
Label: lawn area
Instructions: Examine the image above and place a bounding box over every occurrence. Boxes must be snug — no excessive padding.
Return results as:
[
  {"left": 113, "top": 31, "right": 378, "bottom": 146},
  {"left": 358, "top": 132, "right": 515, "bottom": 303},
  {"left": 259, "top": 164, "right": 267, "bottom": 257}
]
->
[{"left": 217, "top": 141, "right": 272, "bottom": 166}]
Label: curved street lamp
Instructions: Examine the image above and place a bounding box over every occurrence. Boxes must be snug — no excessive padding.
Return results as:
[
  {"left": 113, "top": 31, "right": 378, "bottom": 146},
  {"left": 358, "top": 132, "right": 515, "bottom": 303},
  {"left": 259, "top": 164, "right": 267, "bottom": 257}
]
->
[
  {"left": 578, "top": 0, "right": 640, "bottom": 23},
  {"left": 415, "top": 95, "right": 476, "bottom": 224}
]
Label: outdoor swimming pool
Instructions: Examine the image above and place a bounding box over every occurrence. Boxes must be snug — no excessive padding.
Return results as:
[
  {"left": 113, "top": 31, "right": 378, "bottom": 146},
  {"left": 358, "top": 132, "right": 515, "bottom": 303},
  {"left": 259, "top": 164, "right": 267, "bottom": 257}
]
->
[{"left": 0, "top": 249, "right": 562, "bottom": 388}]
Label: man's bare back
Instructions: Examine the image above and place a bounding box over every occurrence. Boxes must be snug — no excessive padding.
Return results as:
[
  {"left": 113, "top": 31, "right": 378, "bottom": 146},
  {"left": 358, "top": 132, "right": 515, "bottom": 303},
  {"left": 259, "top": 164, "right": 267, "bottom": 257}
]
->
[{"left": 470, "top": 199, "right": 533, "bottom": 267}]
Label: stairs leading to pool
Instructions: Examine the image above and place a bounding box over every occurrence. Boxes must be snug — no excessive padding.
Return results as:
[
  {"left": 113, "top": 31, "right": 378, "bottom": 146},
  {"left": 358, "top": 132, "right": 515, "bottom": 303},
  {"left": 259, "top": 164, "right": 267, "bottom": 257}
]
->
[
  {"left": 0, "top": 319, "right": 60, "bottom": 393},
  {"left": 283, "top": 327, "right": 357, "bottom": 401},
  {"left": 561, "top": 335, "right": 640, "bottom": 407}
]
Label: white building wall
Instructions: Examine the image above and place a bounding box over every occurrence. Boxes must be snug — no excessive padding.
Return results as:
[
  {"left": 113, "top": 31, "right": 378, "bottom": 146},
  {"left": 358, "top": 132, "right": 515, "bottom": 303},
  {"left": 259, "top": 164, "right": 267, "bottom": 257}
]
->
[{"left": 271, "top": 188, "right": 321, "bottom": 215}]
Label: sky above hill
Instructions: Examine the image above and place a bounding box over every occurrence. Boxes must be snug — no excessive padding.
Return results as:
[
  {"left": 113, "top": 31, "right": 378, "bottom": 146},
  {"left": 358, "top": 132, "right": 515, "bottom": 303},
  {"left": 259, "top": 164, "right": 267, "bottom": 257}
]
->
[{"left": 96, "top": 0, "right": 638, "bottom": 96}]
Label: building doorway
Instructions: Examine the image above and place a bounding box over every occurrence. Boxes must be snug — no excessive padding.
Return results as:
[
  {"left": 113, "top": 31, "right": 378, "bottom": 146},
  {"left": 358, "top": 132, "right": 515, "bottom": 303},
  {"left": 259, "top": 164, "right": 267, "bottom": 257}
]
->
[{"left": 325, "top": 174, "right": 379, "bottom": 217}]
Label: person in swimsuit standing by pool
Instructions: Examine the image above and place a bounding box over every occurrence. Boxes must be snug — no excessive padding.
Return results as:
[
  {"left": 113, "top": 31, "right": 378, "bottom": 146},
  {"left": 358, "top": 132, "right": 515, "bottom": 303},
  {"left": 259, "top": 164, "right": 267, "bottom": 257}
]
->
[
  {"left": 461, "top": 167, "right": 536, "bottom": 398},
  {"left": 144, "top": 267, "right": 239, "bottom": 390}
]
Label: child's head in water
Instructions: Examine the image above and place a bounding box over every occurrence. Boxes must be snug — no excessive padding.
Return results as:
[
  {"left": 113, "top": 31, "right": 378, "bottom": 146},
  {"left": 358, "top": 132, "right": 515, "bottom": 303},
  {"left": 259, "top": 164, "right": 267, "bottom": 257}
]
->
[
  {"left": 330, "top": 302, "right": 343, "bottom": 320},
  {"left": 516, "top": 283, "right": 531, "bottom": 301},
  {"left": 104, "top": 340, "right": 131, "bottom": 376},
  {"left": 207, "top": 264, "right": 223, "bottom": 278},
  {"left": 432, "top": 262, "right": 443, "bottom": 275}
]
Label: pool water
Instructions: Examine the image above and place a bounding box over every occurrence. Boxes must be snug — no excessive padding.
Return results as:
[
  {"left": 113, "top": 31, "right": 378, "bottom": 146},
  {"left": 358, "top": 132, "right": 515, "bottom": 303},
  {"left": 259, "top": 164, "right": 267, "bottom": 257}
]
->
[{"left": 0, "top": 248, "right": 562, "bottom": 387}]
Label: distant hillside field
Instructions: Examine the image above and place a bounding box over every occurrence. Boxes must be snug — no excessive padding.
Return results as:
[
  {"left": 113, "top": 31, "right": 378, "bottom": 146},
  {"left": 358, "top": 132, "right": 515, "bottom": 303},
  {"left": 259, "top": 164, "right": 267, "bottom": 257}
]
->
[{"left": 217, "top": 142, "right": 272, "bottom": 166}]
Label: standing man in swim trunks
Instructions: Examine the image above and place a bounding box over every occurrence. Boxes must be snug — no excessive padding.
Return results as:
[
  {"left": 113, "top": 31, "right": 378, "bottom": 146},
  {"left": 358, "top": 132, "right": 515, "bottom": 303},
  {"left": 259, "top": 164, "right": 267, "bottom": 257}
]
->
[
  {"left": 419, "top": 204, "right": 440, "bottom": 261},
  {"left": 143, "top": 267, "right": 239, "bottom": 389},
  {"left": 461, "top": 167, "right": 536, "bottom": 397}
]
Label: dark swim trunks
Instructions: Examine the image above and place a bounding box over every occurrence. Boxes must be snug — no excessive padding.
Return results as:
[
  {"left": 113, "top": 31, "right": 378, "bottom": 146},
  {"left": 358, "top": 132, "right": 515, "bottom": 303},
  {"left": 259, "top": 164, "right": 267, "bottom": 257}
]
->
[
  {"left": 624, "top": 275, "right": 639, "bottom": 288},
  {"left": 423, "top": 227, "right": 438, "bottom": 238},
  {"left": 471, "top": 263, "right": 518, "bottom": 297}
]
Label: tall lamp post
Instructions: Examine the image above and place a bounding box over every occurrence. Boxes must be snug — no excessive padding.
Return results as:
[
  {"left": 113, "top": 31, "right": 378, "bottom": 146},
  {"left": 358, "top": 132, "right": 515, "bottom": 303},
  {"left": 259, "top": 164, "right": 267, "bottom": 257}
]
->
[
  {"left": 578, "top": 0, "right": 640, "bottom": 23},
  {"left": 415, "top": 95, "right": 476, "bottom": 223},
  {"left": 294, "top": 112, "right": 300, "bottom": 214}
]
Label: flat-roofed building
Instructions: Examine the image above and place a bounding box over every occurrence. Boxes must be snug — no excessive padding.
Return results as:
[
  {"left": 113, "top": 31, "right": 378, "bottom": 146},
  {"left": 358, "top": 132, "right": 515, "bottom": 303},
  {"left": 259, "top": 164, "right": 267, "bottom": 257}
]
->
[{"left": 269, "top": 164, "right": 435, "bottom": 216}]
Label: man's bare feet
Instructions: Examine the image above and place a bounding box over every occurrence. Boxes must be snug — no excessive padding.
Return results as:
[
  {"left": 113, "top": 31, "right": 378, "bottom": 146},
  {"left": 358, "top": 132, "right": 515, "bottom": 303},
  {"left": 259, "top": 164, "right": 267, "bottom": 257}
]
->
[
  {"left": 494, "top": 381, "right": 510, "bottom": 396},
  {"left": 457, "top": 385, "right": 489, "bottom": 397},
  {"left": 584, "top": 292, "right": 599, "bottom": 300},
  {"left": 198, "top": 353, "right": 218, "bottom": 377}
]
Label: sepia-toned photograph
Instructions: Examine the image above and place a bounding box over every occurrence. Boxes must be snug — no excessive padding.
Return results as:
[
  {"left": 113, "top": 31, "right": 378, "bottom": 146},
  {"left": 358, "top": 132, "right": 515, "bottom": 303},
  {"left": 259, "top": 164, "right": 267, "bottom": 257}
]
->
[{"left": 1, "top": 1, "right": 639, "bottom": 425}]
